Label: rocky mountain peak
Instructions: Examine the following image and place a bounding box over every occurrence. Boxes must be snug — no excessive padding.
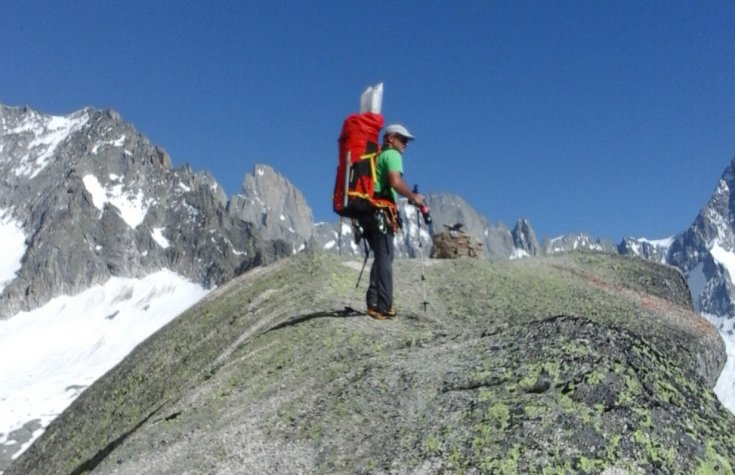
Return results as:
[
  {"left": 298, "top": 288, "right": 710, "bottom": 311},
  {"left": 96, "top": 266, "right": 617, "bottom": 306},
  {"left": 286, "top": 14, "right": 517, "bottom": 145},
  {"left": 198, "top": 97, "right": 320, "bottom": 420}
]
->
[
  {"left": 665, "top": 158, "right": 735, "bottom": 322},
  {"left": 0, "top": 105, "right": 91, "bottom": 184},
  {"left": 0, "top": 106, "right": 292, "bottom": 318},
  {"left": 227, "top": 164, "right": 313, "bottom": 249},
  {"left": 511, "top": 218, "right": 539, "bottom": 257},
  {"left": 618, "top": 236, "right": 672, "bottom": 264}
]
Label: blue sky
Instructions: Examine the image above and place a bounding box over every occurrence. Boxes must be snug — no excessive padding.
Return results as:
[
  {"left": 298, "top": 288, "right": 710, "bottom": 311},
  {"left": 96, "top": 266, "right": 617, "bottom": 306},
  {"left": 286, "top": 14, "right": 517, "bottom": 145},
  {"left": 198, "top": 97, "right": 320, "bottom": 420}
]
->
[{"left": 2, "top": 1, "right": 734, "bottom": 241}]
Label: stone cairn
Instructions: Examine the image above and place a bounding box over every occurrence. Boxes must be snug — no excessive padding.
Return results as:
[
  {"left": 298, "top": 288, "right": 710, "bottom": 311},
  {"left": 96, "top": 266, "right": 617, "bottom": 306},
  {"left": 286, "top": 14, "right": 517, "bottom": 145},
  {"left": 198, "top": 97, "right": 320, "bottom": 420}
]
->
[{"left": 430, "top": 224, "right": 483, "bottom": 259}]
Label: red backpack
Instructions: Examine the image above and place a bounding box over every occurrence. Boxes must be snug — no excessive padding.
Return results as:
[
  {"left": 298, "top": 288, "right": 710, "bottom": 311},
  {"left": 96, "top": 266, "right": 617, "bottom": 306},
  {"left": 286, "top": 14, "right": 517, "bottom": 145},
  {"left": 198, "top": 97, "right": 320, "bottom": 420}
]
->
[{"left": 332, "top": 112, "right": 397, "bottom": 218}]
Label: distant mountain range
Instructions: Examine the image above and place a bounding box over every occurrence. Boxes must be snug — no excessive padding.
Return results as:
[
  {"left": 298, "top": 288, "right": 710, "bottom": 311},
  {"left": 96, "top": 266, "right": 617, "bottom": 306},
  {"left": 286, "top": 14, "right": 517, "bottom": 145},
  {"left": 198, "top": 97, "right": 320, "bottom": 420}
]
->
[{"left": 1, "top": 103, "right": 735, "bottom": 469}]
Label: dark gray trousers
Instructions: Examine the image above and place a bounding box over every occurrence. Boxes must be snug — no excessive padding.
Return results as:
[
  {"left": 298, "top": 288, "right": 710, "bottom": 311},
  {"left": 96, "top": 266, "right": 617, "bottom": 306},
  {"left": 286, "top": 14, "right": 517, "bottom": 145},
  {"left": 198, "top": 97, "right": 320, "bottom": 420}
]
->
[{"left": 359, "top": 213, "right": 394, "bottom": 312}]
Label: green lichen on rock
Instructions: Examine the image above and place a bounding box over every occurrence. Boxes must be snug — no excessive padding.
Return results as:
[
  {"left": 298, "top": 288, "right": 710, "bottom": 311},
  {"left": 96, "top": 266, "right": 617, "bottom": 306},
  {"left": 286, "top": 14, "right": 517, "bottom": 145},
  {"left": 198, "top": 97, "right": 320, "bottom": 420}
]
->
[{"left": 8, "top": 251, "right": 735, "bottom": 474}]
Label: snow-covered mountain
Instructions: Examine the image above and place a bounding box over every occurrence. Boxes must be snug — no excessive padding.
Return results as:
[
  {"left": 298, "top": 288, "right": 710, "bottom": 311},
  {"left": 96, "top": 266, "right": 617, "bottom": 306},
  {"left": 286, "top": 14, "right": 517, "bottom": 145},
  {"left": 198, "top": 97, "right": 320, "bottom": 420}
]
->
[
  {"left": 0, "top": 105, "right": 309, "bottom": 470},
  {"left": 618, "top": 236, "right": 674, "bottom": 264},
  {"left": 1, "top": 106, "right": 285, "bottom": 318},
  {"left": 542, "top": 233, "right": 618, "bottom": 255},
  {"left": 668, "top": 162, "right": 735, "bottom": 322}
]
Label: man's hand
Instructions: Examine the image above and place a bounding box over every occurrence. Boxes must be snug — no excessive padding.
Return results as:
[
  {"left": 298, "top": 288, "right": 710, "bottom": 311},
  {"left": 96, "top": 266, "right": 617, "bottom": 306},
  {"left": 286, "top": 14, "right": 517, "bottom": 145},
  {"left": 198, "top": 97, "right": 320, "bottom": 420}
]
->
[{"left": 411, "top": 192, "right": 426, "bottom": 207}]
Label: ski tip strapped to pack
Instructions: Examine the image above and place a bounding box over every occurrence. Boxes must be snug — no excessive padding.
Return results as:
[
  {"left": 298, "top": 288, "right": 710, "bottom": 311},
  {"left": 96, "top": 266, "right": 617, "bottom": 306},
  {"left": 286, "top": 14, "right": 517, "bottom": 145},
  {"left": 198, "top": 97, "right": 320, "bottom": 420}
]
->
[
  {"left": 332, "top": 83, "right": 396, "bottom": 218},
  {"left": 360, "top": 83, "right": 383, "bottom": 115}
]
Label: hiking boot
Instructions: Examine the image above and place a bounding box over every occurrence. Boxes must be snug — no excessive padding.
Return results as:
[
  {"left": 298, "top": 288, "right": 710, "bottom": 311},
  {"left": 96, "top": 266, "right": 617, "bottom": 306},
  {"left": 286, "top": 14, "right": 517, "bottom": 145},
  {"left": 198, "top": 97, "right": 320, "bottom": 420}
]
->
[
  {"left": 367, "top": 306, "right": 397, "bottom": 320},
  {"left": 367, "top": 307, "right": 388, "bottom": 320},
  {"left": 367, "top": 307, "right": 394, "bottom": 320}
]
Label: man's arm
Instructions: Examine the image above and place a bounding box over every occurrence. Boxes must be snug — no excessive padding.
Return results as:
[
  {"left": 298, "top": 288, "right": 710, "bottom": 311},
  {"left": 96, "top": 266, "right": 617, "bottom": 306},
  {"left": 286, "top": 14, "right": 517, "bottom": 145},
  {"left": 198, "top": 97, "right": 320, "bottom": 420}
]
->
[{"left": 388, "top": 171, "right": 424, "bottom": 206}]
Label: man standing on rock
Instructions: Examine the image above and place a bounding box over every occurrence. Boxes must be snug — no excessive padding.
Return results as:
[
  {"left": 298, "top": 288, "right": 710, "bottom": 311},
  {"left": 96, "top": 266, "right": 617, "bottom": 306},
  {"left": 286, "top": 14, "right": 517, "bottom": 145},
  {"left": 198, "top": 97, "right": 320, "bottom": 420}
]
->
[{"left": 359, "top": 123, "right": 425, "bottom": 320}]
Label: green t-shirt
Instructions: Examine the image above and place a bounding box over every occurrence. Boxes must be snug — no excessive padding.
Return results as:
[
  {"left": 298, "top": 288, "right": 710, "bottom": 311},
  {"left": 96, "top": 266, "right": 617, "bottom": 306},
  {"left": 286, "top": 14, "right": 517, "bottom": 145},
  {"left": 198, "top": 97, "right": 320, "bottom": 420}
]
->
[{"left": 374, "top": 148, "right": 404, "bottom": 203}]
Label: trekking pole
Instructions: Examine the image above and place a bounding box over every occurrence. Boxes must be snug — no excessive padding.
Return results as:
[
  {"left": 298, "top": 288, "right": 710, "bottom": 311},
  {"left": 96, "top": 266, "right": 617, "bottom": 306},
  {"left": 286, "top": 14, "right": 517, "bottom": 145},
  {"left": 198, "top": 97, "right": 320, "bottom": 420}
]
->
[
  {"left": 355, "top": 238, "right": 370, "bottom": 289},
  {"left": 338, "top": 217, "right": 343, "bottom": 256},
  {"left": 413, "top": 185, "right": 430, "bottom": 312}
]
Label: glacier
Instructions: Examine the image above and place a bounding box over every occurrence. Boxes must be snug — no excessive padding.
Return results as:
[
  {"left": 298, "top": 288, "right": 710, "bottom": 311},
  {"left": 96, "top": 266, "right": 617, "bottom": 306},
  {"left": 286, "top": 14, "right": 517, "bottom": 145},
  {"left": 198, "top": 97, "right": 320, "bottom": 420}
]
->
[{"left": 0, "top": 271, "right": 208, "bottom": 464}]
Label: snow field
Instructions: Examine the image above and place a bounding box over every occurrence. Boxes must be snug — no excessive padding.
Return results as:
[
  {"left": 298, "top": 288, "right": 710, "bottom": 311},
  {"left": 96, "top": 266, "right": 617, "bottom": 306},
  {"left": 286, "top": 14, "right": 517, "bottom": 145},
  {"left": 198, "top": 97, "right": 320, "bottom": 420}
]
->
[
  {"left": 0, "top": 210, "right": 26, "bottom": 294},
  {"left": 0, "top": 270, "right": 208, "bottom": 461},
  {"left": 82, "top": 174, "right": 152, "bottom": 229}
]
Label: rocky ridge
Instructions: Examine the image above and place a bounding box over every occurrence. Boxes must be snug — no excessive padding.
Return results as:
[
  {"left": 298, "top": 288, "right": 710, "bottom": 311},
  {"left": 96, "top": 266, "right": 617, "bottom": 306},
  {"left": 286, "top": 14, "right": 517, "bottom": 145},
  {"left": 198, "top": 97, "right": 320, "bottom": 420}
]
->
[{"left": 7, "top": 251, "right": 733, "bottom": 474}]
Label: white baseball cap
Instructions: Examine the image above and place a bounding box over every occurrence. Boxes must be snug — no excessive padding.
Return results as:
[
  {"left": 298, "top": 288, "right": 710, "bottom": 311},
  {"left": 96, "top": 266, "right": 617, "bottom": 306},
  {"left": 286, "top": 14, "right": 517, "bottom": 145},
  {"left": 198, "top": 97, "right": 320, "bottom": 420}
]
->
[{"left": 384, "top": 124, "right": 415, "bottom": 141}]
